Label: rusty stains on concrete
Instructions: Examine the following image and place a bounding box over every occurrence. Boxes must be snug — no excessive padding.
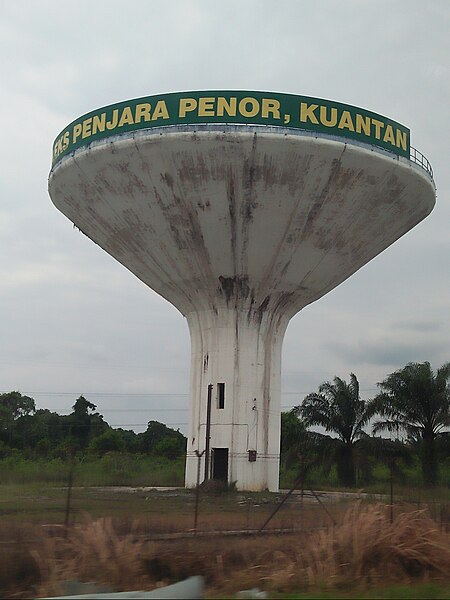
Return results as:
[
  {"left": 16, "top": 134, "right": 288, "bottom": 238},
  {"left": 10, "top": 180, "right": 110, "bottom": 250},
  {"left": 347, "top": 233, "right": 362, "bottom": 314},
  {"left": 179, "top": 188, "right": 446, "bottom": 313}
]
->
[{"left": 218, "top": 275, "right": 250, "bottom": 304}]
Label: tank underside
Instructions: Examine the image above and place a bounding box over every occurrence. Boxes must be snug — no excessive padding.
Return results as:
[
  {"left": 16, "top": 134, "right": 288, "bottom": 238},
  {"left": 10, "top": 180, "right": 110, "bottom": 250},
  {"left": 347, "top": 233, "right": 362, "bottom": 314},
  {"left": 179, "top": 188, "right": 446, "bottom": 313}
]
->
[{"left": 49, "top": 126, "right": 435, "bottom": 491}]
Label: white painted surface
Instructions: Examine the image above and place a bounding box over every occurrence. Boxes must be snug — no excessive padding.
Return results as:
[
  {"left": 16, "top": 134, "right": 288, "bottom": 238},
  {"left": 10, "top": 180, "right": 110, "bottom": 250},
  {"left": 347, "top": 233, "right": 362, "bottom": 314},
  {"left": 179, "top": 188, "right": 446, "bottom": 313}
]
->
[{"left": 49, "top": 126, "right": 435, "bottom": 491}]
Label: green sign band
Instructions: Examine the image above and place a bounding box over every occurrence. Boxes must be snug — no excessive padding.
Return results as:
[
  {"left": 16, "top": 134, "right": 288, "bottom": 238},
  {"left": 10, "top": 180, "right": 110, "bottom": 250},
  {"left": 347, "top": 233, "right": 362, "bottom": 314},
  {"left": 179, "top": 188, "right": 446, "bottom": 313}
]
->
[{"left": 51, "top": 91, "right": 410, "bottom": 166}]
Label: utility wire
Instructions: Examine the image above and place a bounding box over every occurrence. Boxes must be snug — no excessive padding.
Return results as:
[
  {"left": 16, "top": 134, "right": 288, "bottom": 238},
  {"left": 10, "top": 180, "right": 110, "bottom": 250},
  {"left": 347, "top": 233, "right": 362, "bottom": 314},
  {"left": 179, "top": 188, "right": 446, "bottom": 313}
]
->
[{"left": 0, "top": 389, "right": 378, "bottom": 396}]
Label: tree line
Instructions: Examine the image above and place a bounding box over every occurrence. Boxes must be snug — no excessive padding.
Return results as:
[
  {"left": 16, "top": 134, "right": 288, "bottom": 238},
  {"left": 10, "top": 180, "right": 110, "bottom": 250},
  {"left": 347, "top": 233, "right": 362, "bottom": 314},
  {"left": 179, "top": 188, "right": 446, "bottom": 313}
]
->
[
  {"left": 0, "top": 393, "right": 186, "bottom": 460},
  {"left": 1, "top": 360, "right": 449, "bottom": 488},
  {"left": 282, "top": 361, "right": 449, "bottom": 488}
]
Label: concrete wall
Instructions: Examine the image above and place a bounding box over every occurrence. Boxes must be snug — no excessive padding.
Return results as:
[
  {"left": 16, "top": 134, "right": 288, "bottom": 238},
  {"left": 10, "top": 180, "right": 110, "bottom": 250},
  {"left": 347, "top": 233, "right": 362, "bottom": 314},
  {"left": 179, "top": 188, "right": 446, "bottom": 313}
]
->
[{"left": 49, "top": 126, "right": 435, "bottom": 491}]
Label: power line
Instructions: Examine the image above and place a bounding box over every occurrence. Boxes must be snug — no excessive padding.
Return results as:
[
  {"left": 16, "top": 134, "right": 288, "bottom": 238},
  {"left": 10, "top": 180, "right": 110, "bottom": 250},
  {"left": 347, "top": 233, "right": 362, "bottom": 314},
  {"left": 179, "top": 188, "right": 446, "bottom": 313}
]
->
[
  {"left": 107, "top": 424, "right": 188, "bottom": 427},
  {"left": 0, "top": 391, "right": 190, "bottom": 397},
  {"left": 26, "top": 406, "right": 299, "bottom": 414},
  {"left": 0, "top": 388, "right": 379, "bottom": 396},
  {"left": 52, "top": 408, "right": 190, "bottom": 413}
]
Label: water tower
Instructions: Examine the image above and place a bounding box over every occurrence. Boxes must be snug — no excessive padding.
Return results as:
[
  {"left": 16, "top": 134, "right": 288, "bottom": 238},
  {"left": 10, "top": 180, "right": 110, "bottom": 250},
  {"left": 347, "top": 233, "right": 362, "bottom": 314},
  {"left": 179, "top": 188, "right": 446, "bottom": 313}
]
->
[{"left": 48, "top": 91, "right": 435, "bottom": 491}]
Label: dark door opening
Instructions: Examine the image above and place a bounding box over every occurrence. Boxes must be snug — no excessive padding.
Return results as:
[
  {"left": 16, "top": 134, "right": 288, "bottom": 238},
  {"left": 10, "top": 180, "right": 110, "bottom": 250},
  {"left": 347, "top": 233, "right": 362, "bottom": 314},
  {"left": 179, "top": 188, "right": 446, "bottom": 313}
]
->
[{"left": 212, "top": 448, "right": 228, "bottom": 482}]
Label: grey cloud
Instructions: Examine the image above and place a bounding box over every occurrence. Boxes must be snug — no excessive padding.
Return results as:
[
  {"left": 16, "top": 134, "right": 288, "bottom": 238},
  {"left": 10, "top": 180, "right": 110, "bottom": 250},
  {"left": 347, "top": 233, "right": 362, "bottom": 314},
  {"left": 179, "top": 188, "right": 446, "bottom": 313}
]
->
[
  {"left": 330, "top": 339, "right": 448, "bottom": 369},
  {"left": 0, "top": 0, "right": 449, "bottom": 432},
  {"left": 392, "top": 320, "right": 441, "bottom": 333}
]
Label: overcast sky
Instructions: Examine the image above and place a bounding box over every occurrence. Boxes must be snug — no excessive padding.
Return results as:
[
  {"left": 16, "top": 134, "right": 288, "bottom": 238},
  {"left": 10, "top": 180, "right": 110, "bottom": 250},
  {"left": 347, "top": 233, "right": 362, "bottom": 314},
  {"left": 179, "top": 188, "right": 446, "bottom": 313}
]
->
[{"left": 1, "top": 0, "right": 449, "bottom": 434}]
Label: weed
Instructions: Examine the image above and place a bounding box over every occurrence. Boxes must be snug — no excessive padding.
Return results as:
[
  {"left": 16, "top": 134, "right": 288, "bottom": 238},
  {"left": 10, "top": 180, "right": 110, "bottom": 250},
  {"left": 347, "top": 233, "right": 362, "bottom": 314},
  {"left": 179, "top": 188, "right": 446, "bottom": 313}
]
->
[
  {"left": 32, "top": 517, "right": 157, "bottom": 598},
  {"left": 1, "top": 502, "right": 449, "bottom": 598}
]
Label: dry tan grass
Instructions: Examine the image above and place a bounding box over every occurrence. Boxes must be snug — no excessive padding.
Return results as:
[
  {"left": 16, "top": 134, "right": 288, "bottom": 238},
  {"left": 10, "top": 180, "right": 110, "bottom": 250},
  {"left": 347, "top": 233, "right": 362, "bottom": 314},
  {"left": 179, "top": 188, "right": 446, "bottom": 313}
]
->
[
  {"left": 199, "top": 503, "right": 450, "bottom": 593},
  {"left": 260, "top": 503, "right": 450, "bottom": 591},
  {"left": 32, "top": 517, "right": 157, "bottom": 597},
  {"left": 330, "top": 503, "right": 448, "bottom": 583},
  {"left": 1, "top": 503, "right": 449, "bottom": 598},
  {"left": 0, "top": 523, "right": 41, "bottom": 597}
]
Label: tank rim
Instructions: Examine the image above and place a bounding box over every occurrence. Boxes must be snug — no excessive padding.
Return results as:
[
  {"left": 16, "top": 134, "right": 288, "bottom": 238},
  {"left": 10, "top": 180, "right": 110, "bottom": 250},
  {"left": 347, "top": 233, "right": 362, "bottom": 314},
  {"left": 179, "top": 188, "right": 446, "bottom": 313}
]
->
[{"left": 49, "top": 123, "right": 434, "bottom": 187}]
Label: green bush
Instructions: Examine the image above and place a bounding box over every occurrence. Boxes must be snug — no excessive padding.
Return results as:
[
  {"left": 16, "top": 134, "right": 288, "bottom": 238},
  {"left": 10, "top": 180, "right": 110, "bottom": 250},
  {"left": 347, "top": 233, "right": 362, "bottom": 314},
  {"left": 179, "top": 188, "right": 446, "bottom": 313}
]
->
[
  {"left": 0, "top": 453, "right": 185, "bottom": 487},
  {"left": 0, "top": 456, "right": 68, "bottom": 484},
  {"left": 88, "top": 430, "right": 126, "bottom": 455}
]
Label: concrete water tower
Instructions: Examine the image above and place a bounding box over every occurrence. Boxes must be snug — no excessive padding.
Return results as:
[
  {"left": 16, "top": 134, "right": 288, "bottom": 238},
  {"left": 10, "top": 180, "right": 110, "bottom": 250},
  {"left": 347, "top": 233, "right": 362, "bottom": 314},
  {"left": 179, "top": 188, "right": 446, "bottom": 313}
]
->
[{"left": 49, "top": 91, "right": 435, "bottom": 491}]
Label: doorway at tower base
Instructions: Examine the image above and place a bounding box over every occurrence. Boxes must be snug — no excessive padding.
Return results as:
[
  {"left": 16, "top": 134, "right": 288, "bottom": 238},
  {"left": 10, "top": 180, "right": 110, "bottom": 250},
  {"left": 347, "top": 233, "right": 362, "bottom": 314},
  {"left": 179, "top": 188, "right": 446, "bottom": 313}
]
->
[{"left": 185, "top": 450, "right": 280, "bottom": 492}]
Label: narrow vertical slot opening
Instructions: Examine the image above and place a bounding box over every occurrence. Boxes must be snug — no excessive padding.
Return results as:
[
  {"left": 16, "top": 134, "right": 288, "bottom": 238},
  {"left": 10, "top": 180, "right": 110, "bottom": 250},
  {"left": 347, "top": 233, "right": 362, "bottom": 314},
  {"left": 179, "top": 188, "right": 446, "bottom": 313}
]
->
[{"left": 217, "top": 382, "right": 225, "bottom": 409}]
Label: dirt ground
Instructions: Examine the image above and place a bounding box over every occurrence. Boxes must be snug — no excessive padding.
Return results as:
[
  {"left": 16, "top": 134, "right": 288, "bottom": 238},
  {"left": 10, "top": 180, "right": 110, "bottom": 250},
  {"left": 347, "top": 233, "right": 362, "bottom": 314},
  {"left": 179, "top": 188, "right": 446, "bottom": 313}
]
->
[{"left": 0, "top": 486, "right": 449, "bottom": 598}]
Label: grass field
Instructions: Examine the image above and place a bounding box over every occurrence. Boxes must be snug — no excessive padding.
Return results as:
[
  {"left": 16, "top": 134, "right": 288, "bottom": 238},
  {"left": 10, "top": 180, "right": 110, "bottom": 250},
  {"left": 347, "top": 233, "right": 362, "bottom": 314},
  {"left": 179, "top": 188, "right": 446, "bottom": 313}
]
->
[
  {"left": 0, "top": 483, "right": 351, "bottom": 531},
  {"left": 0, "top": 481, "right": 449, "bottom": 599},
  {"left": 0, "top": 455, "right": 448, "bottom": 598},
  {"left": 270, "top": 584, "right": 450, "bottom": 598},
  {"left": 0, "top": 454, "right": 186, "bottom": 486}
]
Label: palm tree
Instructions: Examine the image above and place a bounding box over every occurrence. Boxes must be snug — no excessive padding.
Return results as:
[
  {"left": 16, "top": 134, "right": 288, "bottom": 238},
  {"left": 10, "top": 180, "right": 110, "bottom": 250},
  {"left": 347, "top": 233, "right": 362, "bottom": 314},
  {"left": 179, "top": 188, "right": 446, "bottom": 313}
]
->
[
  {"left": 371, "top": 361, "right": 450, "bottom": 487},
  {"left": 281, "top": 411, "right": 330, "bottom": 490},
  {"left": 293, "top": 374, "right": 373, "bottom": 487}
]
